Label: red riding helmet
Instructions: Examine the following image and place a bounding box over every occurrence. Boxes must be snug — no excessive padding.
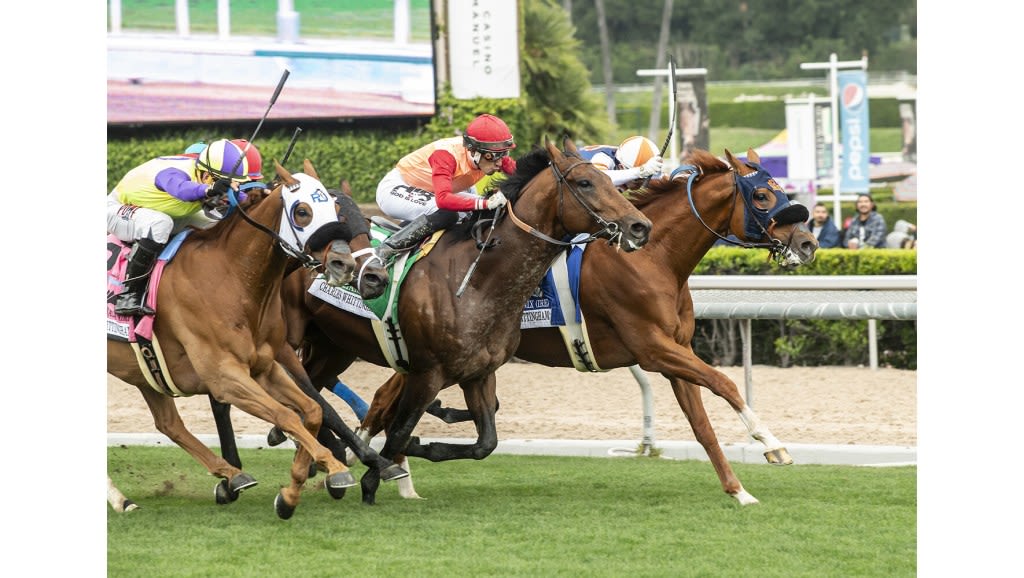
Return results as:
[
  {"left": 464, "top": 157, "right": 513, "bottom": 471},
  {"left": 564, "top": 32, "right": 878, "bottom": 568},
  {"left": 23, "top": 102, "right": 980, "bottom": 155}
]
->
[
  {"left": 463, "top": 114, "right": 515, "bottom": 152},
  {"left": 230, "top": 139, "right": 263, "bottom": 180}
]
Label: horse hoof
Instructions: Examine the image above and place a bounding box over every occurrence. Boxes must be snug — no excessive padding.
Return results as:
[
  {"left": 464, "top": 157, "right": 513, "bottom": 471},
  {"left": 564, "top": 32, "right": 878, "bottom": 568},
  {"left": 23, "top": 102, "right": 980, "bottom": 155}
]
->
[
  {"left": 380, "top": 463, "right": 410, "bottom": 482},
  {"left": 229, "top": 473, "right": 259, "bottom": 493},
  {"left": 215, "top": 479, "right": 237, "bottom": 505},
  {"left": 267, "top": 427, "right": 287, "bottom": 447},
  {"left": 325, "top": 471, "right": 357, "bottom": 499},
  {"left": 764, "top": 448, "right": 794, "bottom": 465},
  {"left": 122, "top": 500, "right": 139, "bottom": 512},
  {"left": 274, "top": 493, "right": 295, "bottom": 520}
]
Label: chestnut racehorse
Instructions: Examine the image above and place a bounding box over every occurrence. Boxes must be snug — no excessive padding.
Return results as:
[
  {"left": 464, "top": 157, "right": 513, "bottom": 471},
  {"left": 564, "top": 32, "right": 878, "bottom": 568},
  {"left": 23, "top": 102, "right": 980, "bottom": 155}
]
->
[
  {"left": 205, "top": 180, "right": 407, "bottom": 496},
  {"left": 323, "top": 149, "right": 818, "bottom": 506},
  {"left": 107, "top": 160, "right": 392, "bottom": 519}
]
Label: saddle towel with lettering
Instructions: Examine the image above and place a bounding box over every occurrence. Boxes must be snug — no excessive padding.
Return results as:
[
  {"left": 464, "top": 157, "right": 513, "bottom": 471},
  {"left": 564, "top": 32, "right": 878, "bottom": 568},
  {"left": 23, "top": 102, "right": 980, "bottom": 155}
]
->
[
  {"left": 309, "top": 231, "right": 607, "bottom": 373},
  {"left": 105, "top": 232, "right": 191, "bottom": 396}
]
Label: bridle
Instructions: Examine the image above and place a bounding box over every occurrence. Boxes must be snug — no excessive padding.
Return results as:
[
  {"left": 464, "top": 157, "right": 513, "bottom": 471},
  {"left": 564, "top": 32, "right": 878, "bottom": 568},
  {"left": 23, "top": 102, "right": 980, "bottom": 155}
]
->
[
  {"left": 505, "top": 154, "right": 624, "bottom": 247},
  {"left": 221, "top": 185, "right": 327, "bottom": 272},
  {"left": 668, "top": 162, "right": 801, "bottom": 266}
]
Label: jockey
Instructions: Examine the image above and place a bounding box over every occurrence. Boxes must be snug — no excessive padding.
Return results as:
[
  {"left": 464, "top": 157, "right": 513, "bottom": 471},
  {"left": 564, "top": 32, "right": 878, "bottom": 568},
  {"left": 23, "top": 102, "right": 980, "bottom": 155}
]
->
[
  {"left": 578, "top": 135, "right": 664, "bottom": 190},
  {"left": 374, "top": 113, "right": 517, "bottom": 262},
  {"left": 107, "top": 138, "right": 250, "bottom": 316}
]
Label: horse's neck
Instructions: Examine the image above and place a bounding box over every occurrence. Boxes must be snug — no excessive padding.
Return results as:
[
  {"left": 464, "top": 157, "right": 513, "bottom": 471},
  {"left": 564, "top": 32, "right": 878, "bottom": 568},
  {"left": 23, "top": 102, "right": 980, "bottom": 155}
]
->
[
  {"left": 204, "top": 199, "right": 287, "bottom": 298},
  {"left": 651, "top": 176, "right": 737, "bottom": 278}
]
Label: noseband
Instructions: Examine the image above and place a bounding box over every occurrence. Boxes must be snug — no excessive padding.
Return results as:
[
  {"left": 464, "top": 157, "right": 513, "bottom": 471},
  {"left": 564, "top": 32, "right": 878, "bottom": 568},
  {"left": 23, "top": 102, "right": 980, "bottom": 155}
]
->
[{"left": 505, "top": 156, "right": 623, "bottom": 247}]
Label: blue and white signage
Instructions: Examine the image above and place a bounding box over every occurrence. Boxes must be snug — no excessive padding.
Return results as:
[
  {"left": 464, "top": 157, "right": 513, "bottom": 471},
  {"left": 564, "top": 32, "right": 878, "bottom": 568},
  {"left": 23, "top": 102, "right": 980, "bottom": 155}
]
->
[{"left": 838, "top": 70, "right": 870, "bottom": 193}]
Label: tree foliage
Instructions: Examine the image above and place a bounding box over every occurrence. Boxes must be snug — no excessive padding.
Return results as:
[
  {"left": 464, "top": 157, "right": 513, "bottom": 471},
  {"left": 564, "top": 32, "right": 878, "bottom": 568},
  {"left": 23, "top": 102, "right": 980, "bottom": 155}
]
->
[{"left": 568, "top": 0, "right": 917, "bottom": 83}]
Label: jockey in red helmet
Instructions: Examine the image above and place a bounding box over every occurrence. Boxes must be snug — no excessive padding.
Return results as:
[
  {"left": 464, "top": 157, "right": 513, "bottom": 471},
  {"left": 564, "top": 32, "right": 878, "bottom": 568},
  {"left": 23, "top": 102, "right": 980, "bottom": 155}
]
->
[{"left": 373, "top": 113, "right": 518, "bottom": 262}]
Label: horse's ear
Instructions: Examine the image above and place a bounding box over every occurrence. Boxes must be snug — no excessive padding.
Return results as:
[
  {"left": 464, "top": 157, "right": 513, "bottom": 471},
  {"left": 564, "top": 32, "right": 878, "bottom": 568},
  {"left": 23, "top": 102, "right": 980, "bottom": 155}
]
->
[
  {"left": 545, "top": 137, "right": 563, "bottom": 162},
  {"left": 303, "top": 159, "right": 319, "bottom": 180},
  {"left": 275, "top": 160, "right": 298, "bottom": 188},
  {"left": 338, "top": 179, "right": 353, "bottom": 198},
  {"left": 746, "top": 148, "right": 761, "bottom": 165},
  {"left": 562, "top": 136, "right": 579, "bottom": 156}
]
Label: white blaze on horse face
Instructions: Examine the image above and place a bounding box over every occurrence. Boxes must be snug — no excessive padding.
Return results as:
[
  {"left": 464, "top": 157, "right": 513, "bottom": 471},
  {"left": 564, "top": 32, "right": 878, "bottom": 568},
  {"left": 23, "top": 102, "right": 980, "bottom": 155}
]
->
[{"left": 279, "top": 173, "right": 338, "bottom": 252}]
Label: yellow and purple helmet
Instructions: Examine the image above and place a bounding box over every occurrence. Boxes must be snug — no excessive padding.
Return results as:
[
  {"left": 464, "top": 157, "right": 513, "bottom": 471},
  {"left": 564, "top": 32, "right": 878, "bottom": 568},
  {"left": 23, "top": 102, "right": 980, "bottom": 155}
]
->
[{"left": 196, "top": 139, "right": 249, "bottom": 182}]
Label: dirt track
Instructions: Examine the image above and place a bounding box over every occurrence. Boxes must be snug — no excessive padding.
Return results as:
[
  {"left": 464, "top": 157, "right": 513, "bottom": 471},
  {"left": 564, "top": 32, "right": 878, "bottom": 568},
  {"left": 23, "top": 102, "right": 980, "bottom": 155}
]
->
[{"left": 107, "top": 360, "right": 916, "bottom": 447}]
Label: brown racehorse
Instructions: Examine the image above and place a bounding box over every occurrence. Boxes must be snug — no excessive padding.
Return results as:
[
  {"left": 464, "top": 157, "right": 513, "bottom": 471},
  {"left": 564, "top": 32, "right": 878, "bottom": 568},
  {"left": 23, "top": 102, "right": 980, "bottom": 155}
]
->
[
  {"left": 107, "top": 160, "right": 385, "bottom": 519},
  {"left": 261, "top": 137, "right": 653, "bottom": 504},
  {"left": 324, "top": 148, "right": 818, "bottom": 506}
]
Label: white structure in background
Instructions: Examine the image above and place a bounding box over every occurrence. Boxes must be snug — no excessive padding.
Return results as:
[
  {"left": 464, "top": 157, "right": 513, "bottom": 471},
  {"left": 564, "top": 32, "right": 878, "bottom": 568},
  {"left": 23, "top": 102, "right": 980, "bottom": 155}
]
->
[
  {"left": 107, "top": 0, "right": 413, "bottom": 43},
  {"left": 800, "top": 53, "right": 868, "bottom": 226},
  {"left": 636, "top": 66, "right": 708, "bottom": 172},
  {"left": 446, "top": 0, "right": 521, "bottom": 99}
]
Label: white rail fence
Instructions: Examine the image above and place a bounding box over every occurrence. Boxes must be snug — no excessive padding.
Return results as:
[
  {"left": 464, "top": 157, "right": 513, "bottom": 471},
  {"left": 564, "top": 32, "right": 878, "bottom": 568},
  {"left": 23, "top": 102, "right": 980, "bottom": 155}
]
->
[{"left": 618, "top": 275, "right": 916, "bottom": 454}]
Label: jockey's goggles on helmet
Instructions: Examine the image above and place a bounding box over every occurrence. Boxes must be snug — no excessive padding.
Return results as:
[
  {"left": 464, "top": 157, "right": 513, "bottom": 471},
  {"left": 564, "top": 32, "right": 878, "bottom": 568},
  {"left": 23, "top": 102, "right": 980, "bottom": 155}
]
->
[{"left": 479, "top": 149, "right": 510, "bottom": 162}]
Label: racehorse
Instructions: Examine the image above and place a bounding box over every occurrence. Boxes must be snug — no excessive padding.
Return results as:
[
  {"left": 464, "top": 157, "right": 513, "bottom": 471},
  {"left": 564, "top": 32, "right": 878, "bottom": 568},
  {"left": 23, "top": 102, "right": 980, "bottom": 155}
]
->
[
  {"left": 206, "top": 180, "right": 407, "bottom": 492},
  {"left": 245, "top": 137, "right": 652, "bottom": 504},
  {"left": 329, "top": 148, "right": 818, "bottom": 506},
  {"left": 107, "top": 159, "right": 389, "bottom": 519}
]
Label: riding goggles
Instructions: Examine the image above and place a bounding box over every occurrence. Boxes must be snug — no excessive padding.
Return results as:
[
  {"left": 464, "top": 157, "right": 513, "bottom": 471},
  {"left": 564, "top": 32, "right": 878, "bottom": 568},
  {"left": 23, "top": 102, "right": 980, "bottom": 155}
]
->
[{"left": 479, "top": 149, "right": 510, "bottom": 162}]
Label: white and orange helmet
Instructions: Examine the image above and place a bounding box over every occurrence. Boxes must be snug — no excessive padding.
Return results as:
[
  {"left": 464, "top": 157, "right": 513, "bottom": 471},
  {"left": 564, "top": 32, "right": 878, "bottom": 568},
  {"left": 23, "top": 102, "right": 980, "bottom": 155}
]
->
[{"left": 616, "top": 136, "right": 659, "bottom": 169}]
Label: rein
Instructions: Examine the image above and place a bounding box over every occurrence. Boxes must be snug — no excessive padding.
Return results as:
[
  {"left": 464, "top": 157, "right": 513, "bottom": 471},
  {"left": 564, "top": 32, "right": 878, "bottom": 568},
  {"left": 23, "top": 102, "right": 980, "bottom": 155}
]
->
[
  {"left": 505, "top": 157, "right": 623, "bottom": 247},
  {"left": 670, "top": 164, "right": 790, "bottom": 264},
  {"left": 224, "top": 187, "right": 324, "bottom": 271}
]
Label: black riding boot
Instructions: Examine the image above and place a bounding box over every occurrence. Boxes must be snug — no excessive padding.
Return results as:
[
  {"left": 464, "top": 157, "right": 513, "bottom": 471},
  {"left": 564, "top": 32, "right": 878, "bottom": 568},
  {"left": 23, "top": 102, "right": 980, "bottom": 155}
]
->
[
  {"left": 374, "top": 213, "right": 443, "bottom": 262},
  {"left": 114, "top": 238, "right": 164, "bottom": 317}
]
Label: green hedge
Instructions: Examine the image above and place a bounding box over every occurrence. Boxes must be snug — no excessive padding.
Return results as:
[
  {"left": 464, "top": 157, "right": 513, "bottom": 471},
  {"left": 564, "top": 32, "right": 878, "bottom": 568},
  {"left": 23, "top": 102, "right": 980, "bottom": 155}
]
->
[{"left": 710, "top": 98, "right": 903, "bottom": 130}]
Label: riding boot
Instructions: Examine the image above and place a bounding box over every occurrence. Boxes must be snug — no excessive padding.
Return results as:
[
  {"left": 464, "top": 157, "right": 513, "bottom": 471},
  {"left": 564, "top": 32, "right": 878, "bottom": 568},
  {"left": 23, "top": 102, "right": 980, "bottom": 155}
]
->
[
  {"left": 374, "top": 214, "right": 438, "bottom": 262},
  {"left": 115, "top": 238, "right": 165, "bottom": 317}
]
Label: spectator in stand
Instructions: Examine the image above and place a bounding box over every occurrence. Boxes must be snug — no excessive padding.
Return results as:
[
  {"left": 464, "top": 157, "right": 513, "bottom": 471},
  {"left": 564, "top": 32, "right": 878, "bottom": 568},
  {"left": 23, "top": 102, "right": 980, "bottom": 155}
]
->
[
  {"left": 842, "top": 193, "right": 887, "bottom": 249},
  {"left": 807, "top": 202, "right": 841, "bottom": 248},
  {"left": 886, "top": 219, "right": 917, "bottom": 249}
]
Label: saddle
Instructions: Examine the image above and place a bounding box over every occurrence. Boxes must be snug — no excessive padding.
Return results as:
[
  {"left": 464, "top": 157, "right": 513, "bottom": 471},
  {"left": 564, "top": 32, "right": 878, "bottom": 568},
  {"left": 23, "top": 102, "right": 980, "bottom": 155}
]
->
[{"left": 106, "top": 232, "right": 191, "bottom": 396}]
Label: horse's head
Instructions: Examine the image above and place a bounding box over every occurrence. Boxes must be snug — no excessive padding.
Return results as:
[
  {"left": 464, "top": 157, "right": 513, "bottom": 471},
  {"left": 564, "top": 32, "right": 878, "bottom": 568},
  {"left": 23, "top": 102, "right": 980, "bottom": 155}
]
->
[
  {"left": 272, "top": 160, "right": 356, "bottom": 287},
  {"left": 327, "top": 178, "right": 389, "bottom": 300},
  {"left": 501, "top": 137, "right": 651, "bottom": 251},
  {"left": 722, "top": 149, "right": 818, "bottom": 267}
]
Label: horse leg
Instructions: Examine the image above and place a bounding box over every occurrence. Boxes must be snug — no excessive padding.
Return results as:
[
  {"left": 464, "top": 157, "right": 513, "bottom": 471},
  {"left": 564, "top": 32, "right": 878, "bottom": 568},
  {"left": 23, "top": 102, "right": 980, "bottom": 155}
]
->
[
  {"left": 666, "top": 377, "right": 759, "bottom": 506},
  {"left": 107, "top": 476, "right": 138, "bottom": 512},
  {"left": 352, "top": 374, "right": 422, "bottom": 499},
  {"left": 136, "top": 387, "right": 257, "bottom": 503},
  {"left": 225, "top": 364, "right": 355, "bottom": 519},
  {"left": 678, "top": 358, "right": 793, "bottom": 465},
  {"left": 209, "top": 396, "right": 242, "bottom": 469},
  {"left": 403, "top": 373, "right": 499, "bottom": 462},
  {"left": 276, "top": 351, "right": 408, "bottom": 483},
  {"left": 364, "top": 371, "right": 445, "bottom": 505}
]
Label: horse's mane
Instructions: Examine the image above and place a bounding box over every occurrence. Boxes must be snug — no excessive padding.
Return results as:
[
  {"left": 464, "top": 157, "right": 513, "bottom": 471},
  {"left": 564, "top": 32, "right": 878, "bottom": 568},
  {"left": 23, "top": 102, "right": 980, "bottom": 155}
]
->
[
  {"left": 447, "top": 145, "right": 554, "bottom": 242},
  {"left": 629, "top": 149, "right": 730, "bottom": 210},
  {"left": 499, "top": 146, "right": 552, "bottom": 204}
]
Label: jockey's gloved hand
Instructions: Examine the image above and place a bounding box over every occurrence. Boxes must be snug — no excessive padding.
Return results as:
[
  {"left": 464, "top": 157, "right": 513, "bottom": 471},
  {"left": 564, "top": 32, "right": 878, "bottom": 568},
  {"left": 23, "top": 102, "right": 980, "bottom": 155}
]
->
[
  {"left": 485, "top": 191, "right": 508, "bottom": 210},
  {"left": 638, "top": 156, "right": 664, "bottom": 179},
  {"left": 207, "top": 178, "right": 232, "bottom": 198}
]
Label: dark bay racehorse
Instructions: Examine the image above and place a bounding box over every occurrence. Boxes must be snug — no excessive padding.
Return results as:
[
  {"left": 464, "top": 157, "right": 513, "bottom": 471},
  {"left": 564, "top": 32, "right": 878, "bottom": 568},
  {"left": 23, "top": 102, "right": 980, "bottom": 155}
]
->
[
  {"left": 336, "top": 149, "right": 818, "bottom": 506},
  {"left": 262, "top": 138, "right": 652, "bottom": 504},
  {"left": 107, "top": 160, "right": 388, "bottom": 519}
]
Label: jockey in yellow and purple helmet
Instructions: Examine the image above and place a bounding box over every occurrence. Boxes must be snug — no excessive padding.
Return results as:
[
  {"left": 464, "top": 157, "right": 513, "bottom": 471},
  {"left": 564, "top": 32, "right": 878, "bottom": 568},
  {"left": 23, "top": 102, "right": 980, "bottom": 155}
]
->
[{"left": 106, "top": 138, "right": 249, "bottom": 316}]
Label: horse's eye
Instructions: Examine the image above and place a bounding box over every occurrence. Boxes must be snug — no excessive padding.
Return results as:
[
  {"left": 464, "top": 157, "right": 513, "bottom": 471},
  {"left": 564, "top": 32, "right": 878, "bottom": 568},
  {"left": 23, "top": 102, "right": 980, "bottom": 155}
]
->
[
  {"left": 577, "top": 179, "right": 592, "bottom": 188},
  {"left": 293, "top": 203, "right": 313, "bottom": 227}
]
